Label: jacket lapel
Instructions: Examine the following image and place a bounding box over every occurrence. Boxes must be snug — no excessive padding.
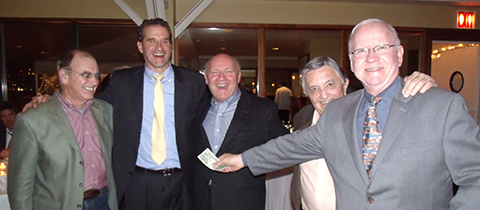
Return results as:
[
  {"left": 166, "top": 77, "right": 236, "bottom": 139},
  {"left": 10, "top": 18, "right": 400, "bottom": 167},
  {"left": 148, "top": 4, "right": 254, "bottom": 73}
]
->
[
  {"left": 370, "top": 81, "right": 413, "bottom": 179},
  {"left": 49, "top": 93, "right": 80, "bottom": 151},
  {"left": 130, "top": 67, "right": 144, "bottom": 128},
  {"left": 219, "top": 89, "right": 250, "bottom": 152},
  {"left": 343, "top": 90, "right": 371, "bottom": 184}
]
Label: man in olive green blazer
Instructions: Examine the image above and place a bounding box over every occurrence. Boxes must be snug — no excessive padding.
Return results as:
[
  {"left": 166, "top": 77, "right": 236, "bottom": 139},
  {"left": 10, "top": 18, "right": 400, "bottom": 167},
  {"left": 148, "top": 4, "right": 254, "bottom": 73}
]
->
[{"left": 8, "top": 49, "right": 117, "bottom": 210}]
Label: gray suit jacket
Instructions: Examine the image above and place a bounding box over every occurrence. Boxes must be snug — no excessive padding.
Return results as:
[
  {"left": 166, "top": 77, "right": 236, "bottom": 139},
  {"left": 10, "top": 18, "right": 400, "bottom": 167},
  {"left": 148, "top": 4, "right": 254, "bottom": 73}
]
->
[
  {"left": 244, "top": 80, "right": 480, "bottom": 210},
  {"left": 8, "top": 91, "right": 118, "bottom": 210}
]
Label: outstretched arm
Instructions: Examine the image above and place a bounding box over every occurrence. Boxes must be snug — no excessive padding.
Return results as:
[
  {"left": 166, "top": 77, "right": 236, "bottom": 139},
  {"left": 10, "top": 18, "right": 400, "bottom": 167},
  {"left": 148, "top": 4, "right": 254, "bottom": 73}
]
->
[{"left": 402, "top": 71, "right": 438, "bottom": 97}]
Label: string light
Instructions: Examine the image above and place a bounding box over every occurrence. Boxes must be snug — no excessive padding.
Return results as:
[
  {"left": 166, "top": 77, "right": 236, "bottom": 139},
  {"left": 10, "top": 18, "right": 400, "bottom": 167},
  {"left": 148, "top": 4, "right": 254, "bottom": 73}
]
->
[{"left": 431, "top": 43, "right": 479, "bottom": 59}]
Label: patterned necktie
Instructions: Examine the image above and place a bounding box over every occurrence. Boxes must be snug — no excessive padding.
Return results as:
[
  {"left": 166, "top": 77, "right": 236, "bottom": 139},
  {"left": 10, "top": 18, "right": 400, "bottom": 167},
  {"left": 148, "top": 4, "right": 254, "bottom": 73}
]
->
[
  {"left": 362, "top": 96, "right": 382, "bottom": 179},
  {"left": 152, "top": 74, "right": 166, "bottom": 165}
]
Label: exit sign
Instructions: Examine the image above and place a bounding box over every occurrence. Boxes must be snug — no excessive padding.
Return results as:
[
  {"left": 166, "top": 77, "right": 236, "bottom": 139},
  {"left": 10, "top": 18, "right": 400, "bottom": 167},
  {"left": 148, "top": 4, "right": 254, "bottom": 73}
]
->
[{"left": 457, "top": 11, "right": 475, "bottom": 29}]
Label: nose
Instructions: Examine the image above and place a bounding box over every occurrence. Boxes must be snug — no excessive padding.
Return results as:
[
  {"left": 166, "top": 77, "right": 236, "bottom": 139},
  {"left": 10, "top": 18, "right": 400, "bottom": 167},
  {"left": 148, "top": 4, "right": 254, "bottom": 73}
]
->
[
  {"left": 319, "top": 88, "right": 329, "bottom": 99},
  {"left": 366, "top": 48, "right": 379, "bottom": 62},
  {"left": 87, "top": 76, "right": 100, "bottom": 84},
  {"left": 218, "top": 72, "right": 225, "bottom": 80}
]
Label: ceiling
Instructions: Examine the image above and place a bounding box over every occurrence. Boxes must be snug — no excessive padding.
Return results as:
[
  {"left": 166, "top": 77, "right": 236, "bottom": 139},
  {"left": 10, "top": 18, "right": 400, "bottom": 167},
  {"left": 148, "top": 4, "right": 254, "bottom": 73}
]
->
[{"left": 241, "top": 0, "right": 480, "bottom": 6}]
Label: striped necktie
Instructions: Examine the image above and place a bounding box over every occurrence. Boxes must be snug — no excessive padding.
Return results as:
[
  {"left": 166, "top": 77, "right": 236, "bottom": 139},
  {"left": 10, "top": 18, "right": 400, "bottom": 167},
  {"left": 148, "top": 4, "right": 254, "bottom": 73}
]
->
[{"left": 362, "top": 96, "right": 382, "bottom": 179}]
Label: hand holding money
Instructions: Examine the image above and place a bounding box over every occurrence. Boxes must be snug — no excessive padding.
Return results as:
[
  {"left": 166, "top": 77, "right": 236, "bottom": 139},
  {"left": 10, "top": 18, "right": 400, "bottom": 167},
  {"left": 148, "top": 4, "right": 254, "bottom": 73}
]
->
[
  {"left": 197, "top": 148, "right": 228, "bottom": 171},
  {"left": 214, "top": 153, "right": 245, "bottom": 173}
]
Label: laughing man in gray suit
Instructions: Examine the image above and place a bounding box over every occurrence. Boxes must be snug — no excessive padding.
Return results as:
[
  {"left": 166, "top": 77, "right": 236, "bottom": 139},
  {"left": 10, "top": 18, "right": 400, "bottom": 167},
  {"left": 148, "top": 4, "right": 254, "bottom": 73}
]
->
[{"left": 215, "top": 18, "right": 480, "bottom": 210}]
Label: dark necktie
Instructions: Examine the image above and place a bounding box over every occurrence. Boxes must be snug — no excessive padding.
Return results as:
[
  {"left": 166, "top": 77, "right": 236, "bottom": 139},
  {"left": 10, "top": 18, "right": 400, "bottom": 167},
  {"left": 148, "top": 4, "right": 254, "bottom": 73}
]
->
[{"left": 362, "top": 96, "right": 382, "bottom": 179}]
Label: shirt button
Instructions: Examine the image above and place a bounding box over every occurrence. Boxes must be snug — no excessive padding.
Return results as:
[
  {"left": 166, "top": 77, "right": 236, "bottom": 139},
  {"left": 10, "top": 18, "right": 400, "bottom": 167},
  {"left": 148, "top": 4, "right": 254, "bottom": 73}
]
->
[
  {"left": 367, "top": 197, "right": 374, "bottom": 203},
  {"left": 85, "top": 131, "right": 89, "bottom": 134}
]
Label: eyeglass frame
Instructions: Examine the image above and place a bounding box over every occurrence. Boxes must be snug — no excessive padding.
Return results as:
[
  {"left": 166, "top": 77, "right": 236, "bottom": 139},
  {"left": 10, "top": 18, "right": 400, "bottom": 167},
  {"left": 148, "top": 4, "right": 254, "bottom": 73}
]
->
[
  {"left": 65, "top": 68, "right": 103, "bottom": 80},
  {"left": 349, "top": 44, "right": 399, "bottom": 59}
]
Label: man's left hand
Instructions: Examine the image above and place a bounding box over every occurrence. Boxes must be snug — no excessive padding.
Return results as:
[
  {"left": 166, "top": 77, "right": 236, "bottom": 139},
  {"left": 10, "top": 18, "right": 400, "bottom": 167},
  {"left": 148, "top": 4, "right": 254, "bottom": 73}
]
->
[{"left": 403, "top": 71, "right": 438, "bottom": 97}]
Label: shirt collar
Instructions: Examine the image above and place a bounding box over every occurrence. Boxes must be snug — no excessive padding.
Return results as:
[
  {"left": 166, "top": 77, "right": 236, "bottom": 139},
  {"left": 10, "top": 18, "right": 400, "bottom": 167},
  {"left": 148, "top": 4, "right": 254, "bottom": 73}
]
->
[
  {"left": 144, "top": 63, "right": 173, "bottom": 83},
  {"left": 57, "top": 90, "right": 94, "bottom": 114},
  {"left": 211, "top": 87, "right": 242, "bottom": 109},
  {"left": 363, "top": 76, "right": 400, "bottom": 106}
]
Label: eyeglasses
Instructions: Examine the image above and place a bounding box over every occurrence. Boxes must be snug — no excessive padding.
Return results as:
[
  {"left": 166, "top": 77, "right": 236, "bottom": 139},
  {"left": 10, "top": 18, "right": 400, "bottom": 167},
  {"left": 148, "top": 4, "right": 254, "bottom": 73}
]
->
[
  {"left": 349, "top": 44, "right": 399, "bottom": 59},
  {"left": 70, "top": 70, "right": 103, "bottom": 80}
]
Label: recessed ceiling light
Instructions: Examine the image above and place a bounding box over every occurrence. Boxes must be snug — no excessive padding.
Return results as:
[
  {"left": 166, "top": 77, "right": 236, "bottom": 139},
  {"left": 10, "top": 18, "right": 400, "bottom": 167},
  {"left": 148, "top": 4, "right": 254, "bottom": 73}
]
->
[
  {"left": 272, "top": 47, "right": 279, "bottom": 51},
  {"left": 14, "top": 45, "right": 22, "bottom": 49},
  {"left": 224, "top": 29, "right": 233, "bottom": 32},
  {"left": 221, "top": 47, "right": 226, "bottom": 50}
]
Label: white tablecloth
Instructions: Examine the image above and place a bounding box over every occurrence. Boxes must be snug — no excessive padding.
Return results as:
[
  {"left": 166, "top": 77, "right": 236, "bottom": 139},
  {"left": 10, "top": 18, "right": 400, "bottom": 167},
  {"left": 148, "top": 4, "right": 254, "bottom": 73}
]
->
[
  {"left": 0, "top": 193, "right": 10, "bottom": 210},
  {"left": 0, "top": 174, "right": 10, "bottom": 210}
]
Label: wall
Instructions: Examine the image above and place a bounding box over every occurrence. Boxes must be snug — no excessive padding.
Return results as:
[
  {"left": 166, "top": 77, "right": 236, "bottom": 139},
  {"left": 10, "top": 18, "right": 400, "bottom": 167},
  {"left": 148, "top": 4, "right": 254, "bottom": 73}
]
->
[
  {"left": 431, "top": 45, "right": 479, "bottom": 122},
  {"left": 177, "top": 0, "right": 480, "bottom": 29}
]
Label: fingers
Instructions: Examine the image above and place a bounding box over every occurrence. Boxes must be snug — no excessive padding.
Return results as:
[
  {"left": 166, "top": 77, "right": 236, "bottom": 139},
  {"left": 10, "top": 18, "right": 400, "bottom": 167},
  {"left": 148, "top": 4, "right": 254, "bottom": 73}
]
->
[
  {"left": 22, "top": 94, "right": 51, "bottom": 112},
  {"left": 403, "top": 71, "right": 437, "bottom": 97},
  {"left": 214, "top": 154, "right": 244, "bottom": 173}
]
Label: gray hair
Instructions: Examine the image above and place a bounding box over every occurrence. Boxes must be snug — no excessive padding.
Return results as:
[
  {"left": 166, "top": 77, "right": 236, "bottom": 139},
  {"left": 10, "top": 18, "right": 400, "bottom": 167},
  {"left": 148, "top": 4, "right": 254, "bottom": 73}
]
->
[
  {"left": 300, "top": 56, "right": 346, "bottom": 96},
  {"left": 348, "top": 18, "right": 401, "bottom": 52}
]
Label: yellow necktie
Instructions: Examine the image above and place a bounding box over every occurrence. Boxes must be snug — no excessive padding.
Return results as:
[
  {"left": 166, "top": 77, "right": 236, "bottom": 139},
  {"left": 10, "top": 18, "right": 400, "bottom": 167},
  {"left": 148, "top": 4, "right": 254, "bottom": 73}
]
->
[{"left": 152, "top": 74, "right": 166, "bottom": 165}]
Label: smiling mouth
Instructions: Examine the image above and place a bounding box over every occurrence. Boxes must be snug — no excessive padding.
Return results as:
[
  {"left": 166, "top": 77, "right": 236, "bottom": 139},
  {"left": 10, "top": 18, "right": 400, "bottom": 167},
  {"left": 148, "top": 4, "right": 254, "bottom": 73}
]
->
[
  {"left": 366, "top": 67, "right": 383, "bottom": 72},
  {"left": 154, "top": 53, "right": 165, "bottom": 57},
  {"left": 84, "top": 86, "right": 96, "bottom": 91},
  {"left": 216, "top": 84, "right": 228, "bottom": 88},
  {"left": 320, "top": 100, "right": 331, "bottom": 105}
]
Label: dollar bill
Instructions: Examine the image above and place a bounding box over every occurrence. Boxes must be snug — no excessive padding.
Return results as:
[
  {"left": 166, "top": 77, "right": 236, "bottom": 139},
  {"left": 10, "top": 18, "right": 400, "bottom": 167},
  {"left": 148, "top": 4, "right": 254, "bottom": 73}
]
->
[{"left": 197, "top": 148, "right": 228, "bottom": 171}]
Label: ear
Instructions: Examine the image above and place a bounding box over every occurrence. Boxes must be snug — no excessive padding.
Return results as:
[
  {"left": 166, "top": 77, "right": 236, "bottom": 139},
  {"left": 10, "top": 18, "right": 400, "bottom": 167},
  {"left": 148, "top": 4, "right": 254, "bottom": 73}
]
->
[
  {"left": 348, "top": 55, "right": 354, "bottom": 72},
  {"left": 397, "top": 45, "right": 404, "bottom": 67},
  {"left": 137, "top": 41, "right": 144, "bottom": 54},
  {"left": 58, "top": 69, "right": 69, "bottom": 85},
  {"left": 204, "top": 74, "right": 209, "bottom": 85},
  {"left": 343, "top": 78, "right": 350, "bottom": 95},
  {"left": 237, "top": 72, "right": 242, "bottom": 84}
]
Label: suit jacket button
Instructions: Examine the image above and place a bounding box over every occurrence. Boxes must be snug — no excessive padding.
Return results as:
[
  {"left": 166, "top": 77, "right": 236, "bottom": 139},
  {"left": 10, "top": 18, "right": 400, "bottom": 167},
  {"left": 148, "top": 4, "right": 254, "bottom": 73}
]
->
[
  {"left": 79, "top": 183, "right": 84, "bottom": 187},
  {"left": 77, "top": 204, "right": 82, "bottom": 208},
  {"left": 79, "top": 161, "right": 84, "bottom": 165},
  {"left": 367, "top": 197, "right": 374, "bottom": 203}
]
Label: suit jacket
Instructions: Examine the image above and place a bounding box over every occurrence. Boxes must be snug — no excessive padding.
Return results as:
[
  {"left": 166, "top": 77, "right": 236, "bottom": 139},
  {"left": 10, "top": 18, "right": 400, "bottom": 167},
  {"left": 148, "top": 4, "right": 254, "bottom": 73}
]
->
[
  {"left": 97, "top": 65, "right": 210, "bottom": 202},
  {"left": 8, "top": 91, "right": 117, "bottom": 210},
  {"left": 292, "top": 104, "right": 314, "bottom": 131},
  {"left": 0, "top": 124, "right": 6, "bottom": 149},
  {"left": 194, "top": 87, "right": 288, "bottom": 210},
  {"left": 244, "top": 79, "right": 480, "bottom": 210}
]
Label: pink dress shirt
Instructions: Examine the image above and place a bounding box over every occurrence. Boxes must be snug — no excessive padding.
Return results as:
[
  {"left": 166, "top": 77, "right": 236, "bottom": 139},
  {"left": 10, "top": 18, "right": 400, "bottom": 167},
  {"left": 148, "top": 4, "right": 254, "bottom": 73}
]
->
[{"left": 57, "top": 94, "right": 107, "bottom": 191}]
